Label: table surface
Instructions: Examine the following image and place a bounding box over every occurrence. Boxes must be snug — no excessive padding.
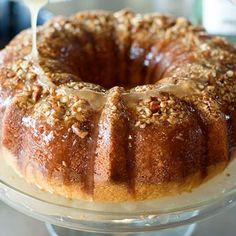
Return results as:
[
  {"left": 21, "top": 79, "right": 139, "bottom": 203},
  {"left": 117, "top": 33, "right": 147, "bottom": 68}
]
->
[{"left": 0, "top": 200, "right": 236, "bottom": 236}]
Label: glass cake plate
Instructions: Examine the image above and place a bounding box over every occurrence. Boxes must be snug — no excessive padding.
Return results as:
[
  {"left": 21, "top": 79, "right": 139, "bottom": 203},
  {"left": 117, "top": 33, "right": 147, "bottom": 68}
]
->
[{"left": 0, "top": 152, "right": 236, "bottom": 235}]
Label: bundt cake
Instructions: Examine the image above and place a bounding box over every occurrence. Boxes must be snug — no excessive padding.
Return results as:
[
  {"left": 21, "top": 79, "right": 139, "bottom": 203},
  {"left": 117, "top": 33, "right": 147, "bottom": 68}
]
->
[{"left": 0, "top": 10, "right": 236, "bottom": 202}]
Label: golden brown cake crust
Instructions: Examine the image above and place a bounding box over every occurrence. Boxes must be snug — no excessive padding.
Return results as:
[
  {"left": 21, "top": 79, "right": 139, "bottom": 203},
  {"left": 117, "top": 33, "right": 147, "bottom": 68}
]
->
[{"left": 0, "top": 10, "right": 236, "bottom": 202}]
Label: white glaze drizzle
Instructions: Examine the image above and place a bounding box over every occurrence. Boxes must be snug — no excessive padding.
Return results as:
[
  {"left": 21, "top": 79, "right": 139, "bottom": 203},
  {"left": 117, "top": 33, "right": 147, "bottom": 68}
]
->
[{"left": 23, "top": 0, "right": 48, "bottom": 59}]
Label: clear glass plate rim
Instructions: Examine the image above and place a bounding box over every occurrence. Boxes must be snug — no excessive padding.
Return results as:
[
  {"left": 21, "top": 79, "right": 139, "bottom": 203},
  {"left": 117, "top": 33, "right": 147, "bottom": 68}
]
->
[{"left": 1, "top": 177, "right": 236, "bottom": 217}]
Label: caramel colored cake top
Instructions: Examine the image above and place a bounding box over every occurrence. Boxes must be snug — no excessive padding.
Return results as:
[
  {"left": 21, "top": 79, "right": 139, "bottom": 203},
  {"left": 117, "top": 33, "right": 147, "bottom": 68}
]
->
[
  {"left": 0, "top": 10, "right": 236, "bottom": 201},
  {"left": 1, "top": 10, "right": 236, "bottom": 128}
]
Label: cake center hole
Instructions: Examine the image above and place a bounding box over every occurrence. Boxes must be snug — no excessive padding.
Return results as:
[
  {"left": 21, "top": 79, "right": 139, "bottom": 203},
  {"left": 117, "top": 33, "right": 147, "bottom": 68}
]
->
[{"left": 60, "top": 42, "right": 160, "bottom": 89}]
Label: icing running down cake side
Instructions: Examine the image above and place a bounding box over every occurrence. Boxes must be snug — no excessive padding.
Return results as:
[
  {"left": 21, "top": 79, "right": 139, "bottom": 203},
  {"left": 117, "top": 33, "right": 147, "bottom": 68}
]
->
[{"left": 0, "top": 10, "right": 236, "bottom": 202}]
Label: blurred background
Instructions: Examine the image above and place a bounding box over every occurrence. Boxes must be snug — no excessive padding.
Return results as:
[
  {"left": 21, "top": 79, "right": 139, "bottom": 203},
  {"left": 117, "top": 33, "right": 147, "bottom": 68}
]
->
[
  {"left": 0, "top": 0, "right": 236, "bottom": 49},
  {"left": 0, "top": 0, "right": 236, "bottom": 48}
]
